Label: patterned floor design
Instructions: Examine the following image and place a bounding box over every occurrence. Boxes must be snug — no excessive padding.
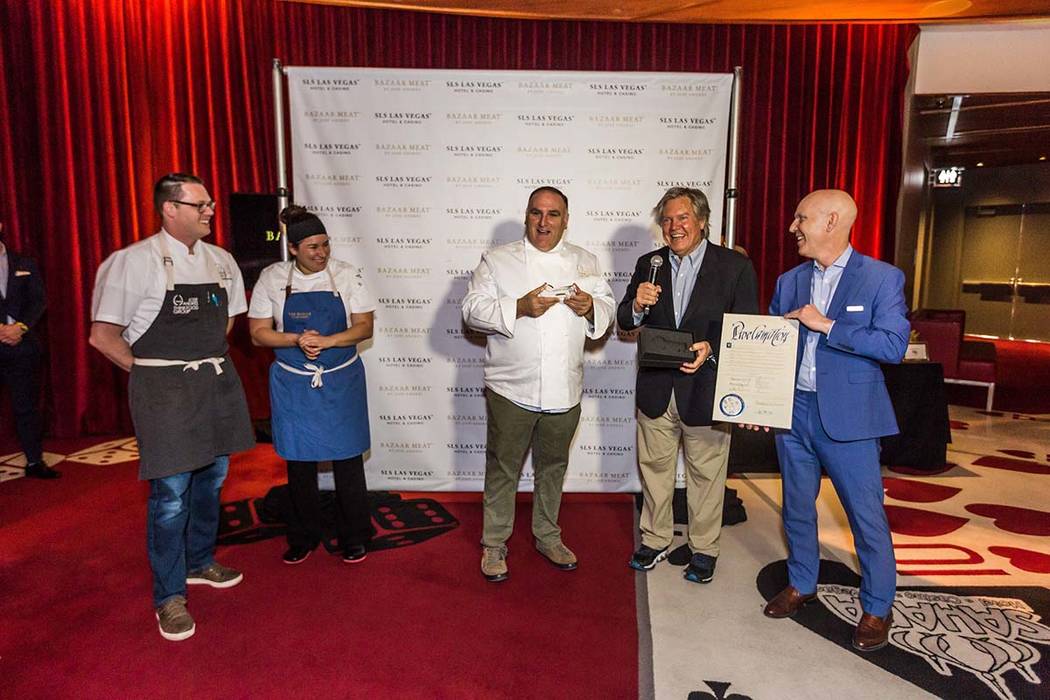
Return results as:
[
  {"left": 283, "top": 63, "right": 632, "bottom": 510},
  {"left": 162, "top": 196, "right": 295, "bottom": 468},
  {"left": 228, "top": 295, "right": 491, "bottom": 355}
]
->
[
  {"left": 641, "top": 405, "right": 1050, "bottom": 699},
  {"left": 4, "top": 406, "right": 1048, "bottom": 698}
]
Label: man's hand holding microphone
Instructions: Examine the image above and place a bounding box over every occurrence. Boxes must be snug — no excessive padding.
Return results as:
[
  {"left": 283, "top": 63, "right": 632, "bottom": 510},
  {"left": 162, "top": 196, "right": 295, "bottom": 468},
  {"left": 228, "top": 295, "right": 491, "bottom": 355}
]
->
[{"left": 632, "top": 254, "right": 663, "bottom": 316}]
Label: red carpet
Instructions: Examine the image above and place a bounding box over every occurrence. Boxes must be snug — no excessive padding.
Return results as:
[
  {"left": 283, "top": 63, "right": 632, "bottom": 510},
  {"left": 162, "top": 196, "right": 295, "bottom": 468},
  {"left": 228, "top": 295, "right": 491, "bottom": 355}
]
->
[
  {"left": 951, "top": 337, "right": 1050, "bottom": 414},
  {"left": 1, "top": 443, "right": 638, "bottom": 699}
]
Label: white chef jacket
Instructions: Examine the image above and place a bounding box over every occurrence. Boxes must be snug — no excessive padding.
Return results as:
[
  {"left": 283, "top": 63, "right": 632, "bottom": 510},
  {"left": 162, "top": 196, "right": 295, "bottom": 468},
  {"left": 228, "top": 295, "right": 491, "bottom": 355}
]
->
[
  {"left": 462, "top": 236, "right": 614, "bottom": 411},
  {"left": 247, "top": 259, "right": 376, "bottom": 329},
  {"left": 91, "top": 230, "right": 247, "bottom": 345}
]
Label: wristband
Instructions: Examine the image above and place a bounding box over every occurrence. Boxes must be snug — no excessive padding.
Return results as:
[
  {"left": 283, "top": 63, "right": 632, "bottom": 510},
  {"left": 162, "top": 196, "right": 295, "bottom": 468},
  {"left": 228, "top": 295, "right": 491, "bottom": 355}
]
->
[{"left": 15, "top": 322, "right": 28, "bottom": 333}]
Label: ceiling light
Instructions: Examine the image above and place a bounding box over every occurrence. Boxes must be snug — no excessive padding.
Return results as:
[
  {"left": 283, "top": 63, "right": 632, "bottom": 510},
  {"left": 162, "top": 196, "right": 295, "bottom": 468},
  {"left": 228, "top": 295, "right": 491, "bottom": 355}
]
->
[
  {"left": 921, "top": 0, "right": 973, "bottom": 17},
  {"left": 1041, "top": 156, "right": 1047, "bottom": 161},
  {"left": 945, "top": 96, "right": 963, "bottom": 140},
  {"left": 976, "top": 162, "right": 984, "bottom": 167}
]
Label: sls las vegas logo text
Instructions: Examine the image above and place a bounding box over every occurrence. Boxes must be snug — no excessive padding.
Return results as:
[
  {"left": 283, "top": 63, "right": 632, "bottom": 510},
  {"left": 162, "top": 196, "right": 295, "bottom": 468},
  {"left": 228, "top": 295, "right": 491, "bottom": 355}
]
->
[
  {"left": 589, "top": 82, "right": 647, "bottom": 96},
  {"left": 303, "top": 143, "right": 360, "bottom": 155},
  {"left": 446, "top": 145, "right": 503, "bottom": 158},
  {"left": 377, "top": 412, "right": 433, "bottom": 425},
  {"left": 307, "top": 203, "right": 361, "bottom": 218},
  {"left": 446, "top": 207, "right": 501, "bottom": 220},
  {"left": 375, "top": 175, "right": 431, "bottom": 189},
  {"left": 375, "top": 235, "right": 432, "bottom": 249},
  {"left": 518, "top": 113, "right": 574, "bottom": 127},
  {"left": 379, "top": 296, "right": 430, "bottom": 311},
  {"left": 377, "top": 356, "right": 432, "bottom": 368},
  {"left": 300, "top": 78, "right": 359, "bottom": 92},
  {"left": 659, "top": 116, "right": 717, "bottom": 130},
  {"left": 587, "top": 147, "right": 644, "bottom": 161},
  {"left": 446, "top": 80, "right": 504, "bottom": 93},
  {"left": 447, "top": 386, "right": 485, "bottom": 398},
  {"left": 577, "top": 444, "right": 632, "bottom": 457},
  {"left": 583, "top": 387, "right": 633, "bottom": 399},
  {"left": 379, "top": 468, "right": 434, "bottom": 481},
  {"left": 374, "top": 112, "right": 431, "bottom": 125}
]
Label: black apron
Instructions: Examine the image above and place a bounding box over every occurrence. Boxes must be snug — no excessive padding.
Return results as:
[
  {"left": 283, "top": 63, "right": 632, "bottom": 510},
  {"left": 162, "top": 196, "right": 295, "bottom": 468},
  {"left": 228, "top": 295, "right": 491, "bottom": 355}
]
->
[{"left": 128, "top": 237, "right": 254, "bottom": 480}]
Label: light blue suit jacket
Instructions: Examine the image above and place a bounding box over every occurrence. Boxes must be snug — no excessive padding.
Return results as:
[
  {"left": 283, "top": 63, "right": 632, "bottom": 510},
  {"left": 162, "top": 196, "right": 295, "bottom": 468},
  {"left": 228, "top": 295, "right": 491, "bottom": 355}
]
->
[{"left": 769, "top": 251, "right": 910, "bottom": 441}]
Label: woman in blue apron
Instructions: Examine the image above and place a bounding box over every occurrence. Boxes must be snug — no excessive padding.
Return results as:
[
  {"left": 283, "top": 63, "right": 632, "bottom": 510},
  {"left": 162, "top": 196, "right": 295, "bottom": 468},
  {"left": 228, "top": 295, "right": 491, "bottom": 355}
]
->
[{"left": 248, "top": 205, "right": 375, "bottom": 564}]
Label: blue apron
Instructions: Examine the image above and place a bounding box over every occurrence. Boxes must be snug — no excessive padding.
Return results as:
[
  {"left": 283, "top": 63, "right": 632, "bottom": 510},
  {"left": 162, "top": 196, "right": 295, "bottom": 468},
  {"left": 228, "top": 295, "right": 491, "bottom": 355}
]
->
[{"left": 269, "top": 266, "right": 370, "bottom": 461}]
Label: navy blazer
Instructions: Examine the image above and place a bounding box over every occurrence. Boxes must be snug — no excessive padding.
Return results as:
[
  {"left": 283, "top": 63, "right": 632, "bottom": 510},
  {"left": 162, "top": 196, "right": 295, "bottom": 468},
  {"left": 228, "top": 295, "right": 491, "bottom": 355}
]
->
[
  {"left": 0, "top": 250, "right": 46, "bottom": 359},
  {"left": 618, "top": 242, "right": 758, "bottom": 426},
  {"left": 769, "top": 251, "right": 909, "bottom": 441}
]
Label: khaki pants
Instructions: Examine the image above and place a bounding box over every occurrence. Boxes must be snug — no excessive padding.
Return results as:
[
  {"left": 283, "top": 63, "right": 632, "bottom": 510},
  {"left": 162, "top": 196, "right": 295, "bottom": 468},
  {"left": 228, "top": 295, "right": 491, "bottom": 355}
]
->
[
  {"left": 481, "top": 389, "right": 581, "bottom": 548},
  {"left": 636, "top": 393, "right": 731, "bottom": 556}
]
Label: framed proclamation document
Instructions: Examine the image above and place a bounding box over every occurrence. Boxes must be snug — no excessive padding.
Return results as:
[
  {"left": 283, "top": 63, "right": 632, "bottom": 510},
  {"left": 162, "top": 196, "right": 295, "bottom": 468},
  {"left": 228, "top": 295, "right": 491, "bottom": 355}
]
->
[{"left": 712, "top": 313, "right": 800, "bottom": 429}]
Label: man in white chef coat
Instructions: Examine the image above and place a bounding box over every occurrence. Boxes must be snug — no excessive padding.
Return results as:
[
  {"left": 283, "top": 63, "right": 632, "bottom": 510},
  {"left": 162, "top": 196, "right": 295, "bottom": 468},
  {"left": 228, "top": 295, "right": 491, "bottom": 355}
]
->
[{"left": 462, "top": 186, "right": 615, "bottom": 582}]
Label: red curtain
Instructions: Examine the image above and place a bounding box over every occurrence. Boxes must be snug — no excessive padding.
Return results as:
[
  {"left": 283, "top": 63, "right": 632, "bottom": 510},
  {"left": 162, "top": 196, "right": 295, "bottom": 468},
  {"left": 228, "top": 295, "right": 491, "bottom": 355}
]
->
[{"left": 0, "top": 0, "right": 915, "bottom": 437}]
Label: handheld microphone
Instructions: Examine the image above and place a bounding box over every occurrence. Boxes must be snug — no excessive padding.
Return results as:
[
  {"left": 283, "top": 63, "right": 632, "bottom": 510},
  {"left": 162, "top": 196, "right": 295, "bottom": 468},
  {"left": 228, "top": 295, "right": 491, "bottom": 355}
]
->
[{"left": 642, "top": 254, "right": 663, "bottom": 316}]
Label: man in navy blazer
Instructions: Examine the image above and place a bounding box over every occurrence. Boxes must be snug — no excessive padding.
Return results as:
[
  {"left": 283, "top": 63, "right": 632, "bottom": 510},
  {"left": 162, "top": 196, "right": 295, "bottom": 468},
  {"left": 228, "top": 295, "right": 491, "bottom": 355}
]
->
[
  {"left": 0, "top": 221, "right": 54, "bottom": 478},
  {"left": 760, "top": 190, "right": 908, "bottom": 652},
  {"left": 617, "top": 188, "right": 758, "bottom": 584}
]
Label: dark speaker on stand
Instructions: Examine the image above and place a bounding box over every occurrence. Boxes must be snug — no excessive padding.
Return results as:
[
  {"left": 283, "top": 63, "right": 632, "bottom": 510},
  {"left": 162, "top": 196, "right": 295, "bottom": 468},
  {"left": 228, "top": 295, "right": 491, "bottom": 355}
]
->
[{"left": 229, "top": 193, "right": 282, "bottom": 289}]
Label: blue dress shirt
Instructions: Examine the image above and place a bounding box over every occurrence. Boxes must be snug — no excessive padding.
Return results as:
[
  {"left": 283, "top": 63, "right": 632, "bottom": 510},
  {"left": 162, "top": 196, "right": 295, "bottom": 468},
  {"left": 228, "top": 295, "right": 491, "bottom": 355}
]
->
[
  {"left": 633, "top": 238, "right": 709, "bottom": 327},
  {"left": 796, "top": 245, "right": 852, "bottom": 391}
]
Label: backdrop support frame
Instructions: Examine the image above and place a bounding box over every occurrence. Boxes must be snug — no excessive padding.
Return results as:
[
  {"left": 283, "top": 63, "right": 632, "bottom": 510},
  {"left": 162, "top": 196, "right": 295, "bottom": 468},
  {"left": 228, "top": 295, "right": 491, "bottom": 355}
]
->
[
  {"left": 724, "top": 66, "right": 743, "bottom": 250},
  {"left": 273, "top": 58, "right": 290, "bottom": 262}
]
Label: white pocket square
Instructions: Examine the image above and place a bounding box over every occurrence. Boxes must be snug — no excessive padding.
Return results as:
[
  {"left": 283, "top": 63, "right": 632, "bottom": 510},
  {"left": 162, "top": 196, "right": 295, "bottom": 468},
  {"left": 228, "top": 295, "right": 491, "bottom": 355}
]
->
[
  {"left": 846, "top": 305, "right": 864, "bottom": 312},
  {"left": 14, "top": 270, "right": 30, "bottom": 277}
]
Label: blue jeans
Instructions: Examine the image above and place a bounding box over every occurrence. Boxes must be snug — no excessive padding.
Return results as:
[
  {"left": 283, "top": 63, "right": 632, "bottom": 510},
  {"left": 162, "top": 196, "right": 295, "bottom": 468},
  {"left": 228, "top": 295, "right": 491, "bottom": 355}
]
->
[{"left": 146, "top": 456, "right": 229, "bottom": 607}]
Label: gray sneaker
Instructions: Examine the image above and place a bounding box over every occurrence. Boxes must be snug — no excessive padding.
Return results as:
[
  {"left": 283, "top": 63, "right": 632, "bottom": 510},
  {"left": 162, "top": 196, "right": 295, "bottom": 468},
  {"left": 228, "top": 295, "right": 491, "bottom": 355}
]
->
[
  {"left": 535, "top": 540, "right": 578, "bottom": 570},
  {"left": 186, "top": 562, "right": 243, "bottom": 589},
  {"left": 481, "top": 544, "right": 509, "bottom": 582},
  {"left": 155, "top": 595, "right": 195, "bottom": 641}
]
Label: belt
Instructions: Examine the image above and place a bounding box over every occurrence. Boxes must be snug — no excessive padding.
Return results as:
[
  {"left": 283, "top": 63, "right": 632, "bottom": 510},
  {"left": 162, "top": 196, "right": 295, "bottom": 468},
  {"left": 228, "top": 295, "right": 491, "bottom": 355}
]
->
[
  {"left": 133, "top": 356, "right": 226, "bottom": 375},
  {"left": 276, "top": 353, "right": 358, "bottom": 389}
]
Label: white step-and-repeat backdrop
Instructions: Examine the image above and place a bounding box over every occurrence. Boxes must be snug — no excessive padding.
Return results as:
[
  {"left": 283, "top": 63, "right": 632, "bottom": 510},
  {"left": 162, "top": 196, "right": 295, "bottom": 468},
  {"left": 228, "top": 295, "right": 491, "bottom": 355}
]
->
[{"left": 286, "top": 67, "right": 733, "bottom": 492}]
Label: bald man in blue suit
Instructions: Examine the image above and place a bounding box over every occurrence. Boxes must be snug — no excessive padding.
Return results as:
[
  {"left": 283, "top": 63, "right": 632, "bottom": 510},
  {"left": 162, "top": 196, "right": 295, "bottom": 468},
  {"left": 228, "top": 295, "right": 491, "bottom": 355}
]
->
[{"left": 759, "top": 190, "right": 909, "bottom": 652}]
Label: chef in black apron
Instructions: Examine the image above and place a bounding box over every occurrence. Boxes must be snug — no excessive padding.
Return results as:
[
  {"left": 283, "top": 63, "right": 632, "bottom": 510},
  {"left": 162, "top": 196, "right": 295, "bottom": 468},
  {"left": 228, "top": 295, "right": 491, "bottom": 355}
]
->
[
  {"left": 90, "top": 173, "right": 255, "bottom": 641},
  {"left": 248, "top": 205, "right": 375, "bottom": 566}
]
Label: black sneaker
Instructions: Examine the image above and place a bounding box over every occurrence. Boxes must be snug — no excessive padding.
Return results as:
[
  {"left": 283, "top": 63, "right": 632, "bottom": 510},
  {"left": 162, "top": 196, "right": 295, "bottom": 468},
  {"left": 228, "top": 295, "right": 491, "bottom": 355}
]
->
[
  {"left": 629, "top": 544, "right": 670, "bottom": 571},
  {"left": 342, "top": 544, "right": 368, "bottom": 564},
  {"left": 683, "top": 553, "right": 717, "bottom": 583},
  {"left": 282, "top": 546, "right": 313, "bottom": 565},
  {"left": 24, "top": 462, "right": 61, "bottom": 479}
]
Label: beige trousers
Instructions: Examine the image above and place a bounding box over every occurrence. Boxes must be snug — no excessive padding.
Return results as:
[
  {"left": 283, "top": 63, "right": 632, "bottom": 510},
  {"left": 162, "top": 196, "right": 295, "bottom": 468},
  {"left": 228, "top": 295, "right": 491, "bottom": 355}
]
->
[{"left": 636, "top": 393, "right": 731, "bottom": 556}]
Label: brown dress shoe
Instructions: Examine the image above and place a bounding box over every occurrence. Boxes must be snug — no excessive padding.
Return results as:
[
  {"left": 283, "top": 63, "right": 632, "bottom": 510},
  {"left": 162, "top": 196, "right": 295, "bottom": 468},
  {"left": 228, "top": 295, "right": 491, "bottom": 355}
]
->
[
  {"left": 763, "top": 585, "right": 817, "bottom": 618},
  {"left": 853, "top": 612, "right": 893, "bottom": 651}
]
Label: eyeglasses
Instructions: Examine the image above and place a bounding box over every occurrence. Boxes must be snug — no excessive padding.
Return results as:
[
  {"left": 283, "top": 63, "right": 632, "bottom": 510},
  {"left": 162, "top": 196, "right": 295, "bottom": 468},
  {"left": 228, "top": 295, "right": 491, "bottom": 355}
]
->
[{"left": 169, "top": 199, "right": 217, "bottom": 213}]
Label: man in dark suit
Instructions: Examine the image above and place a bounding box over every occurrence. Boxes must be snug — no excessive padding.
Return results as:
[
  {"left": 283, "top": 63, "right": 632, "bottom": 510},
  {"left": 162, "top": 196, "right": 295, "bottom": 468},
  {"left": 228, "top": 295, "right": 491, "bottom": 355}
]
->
[
  {"left": 617, "top": 187, "right": 757, "bottom": 583},
  {"left": 0, "top": 221, "right": 54, "bottom": 478},
  {"left": 760, "top": 189, "right": 908, "bottom": 652}
]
